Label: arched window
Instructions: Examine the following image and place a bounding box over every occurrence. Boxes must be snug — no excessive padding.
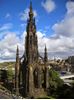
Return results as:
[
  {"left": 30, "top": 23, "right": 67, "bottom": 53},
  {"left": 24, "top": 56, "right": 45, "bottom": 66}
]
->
[
  {"left": 41, "top": 69, "right": 45, "bottom": 88},
  {"left": 33, "top": 68, "right": 39, "bottom": 88}
]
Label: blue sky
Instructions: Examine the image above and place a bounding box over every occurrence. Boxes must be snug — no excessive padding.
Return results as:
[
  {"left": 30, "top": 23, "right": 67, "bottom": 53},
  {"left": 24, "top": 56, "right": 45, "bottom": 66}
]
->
[
  {"left": 0, "top": 0, "right": 74, "bottom": 62},
  {"left": 0, "top": 0, "right": 67, "bottom": 36}
]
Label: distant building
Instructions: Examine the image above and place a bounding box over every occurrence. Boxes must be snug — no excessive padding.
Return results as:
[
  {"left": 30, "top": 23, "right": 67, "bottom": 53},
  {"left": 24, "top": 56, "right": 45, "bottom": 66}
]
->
[
  {"left": 67, "top": 56, "right": 74, "bottom": 73},
  {"left": 15, "top": 2, "right": 49, "bottom": 98}
]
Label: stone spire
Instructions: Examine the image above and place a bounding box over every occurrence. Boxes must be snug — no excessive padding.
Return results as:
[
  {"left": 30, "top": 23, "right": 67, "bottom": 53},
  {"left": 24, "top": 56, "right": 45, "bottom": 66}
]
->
[
  {"left": 29, "top": 1, "right": 33, "bottom": 20},
  {"left": 25, "top": 1, "right": 38, "bottom": 64},
  {"left": 44, "top": 45, "right": 49, "bottom": 90},
  {"left": 44, "top": 45, "right": 48, "bottom": 63},
  {"left": 15, "top": 45, "right": 20, "bottom": 95}
]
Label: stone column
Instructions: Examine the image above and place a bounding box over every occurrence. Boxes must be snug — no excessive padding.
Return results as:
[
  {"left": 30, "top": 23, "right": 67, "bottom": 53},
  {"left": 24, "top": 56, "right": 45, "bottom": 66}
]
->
[
  {"left": 45, "top": 67, "right": 49, "bottom": 89},
  {"left": 28, "top": 66, "right": 34, "bottom": 97}
]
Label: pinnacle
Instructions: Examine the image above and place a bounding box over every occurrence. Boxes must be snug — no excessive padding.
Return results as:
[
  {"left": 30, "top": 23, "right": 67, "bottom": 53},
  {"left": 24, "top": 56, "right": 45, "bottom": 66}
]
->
[{"left": 16, "top": 45, "right": 19, "bottom": 56}]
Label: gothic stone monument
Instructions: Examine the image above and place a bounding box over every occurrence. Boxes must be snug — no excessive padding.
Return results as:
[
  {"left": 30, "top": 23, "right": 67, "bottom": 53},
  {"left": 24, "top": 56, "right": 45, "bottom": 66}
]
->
[{"left": 15, "top": 2, "right": 49, "bottom": 98}]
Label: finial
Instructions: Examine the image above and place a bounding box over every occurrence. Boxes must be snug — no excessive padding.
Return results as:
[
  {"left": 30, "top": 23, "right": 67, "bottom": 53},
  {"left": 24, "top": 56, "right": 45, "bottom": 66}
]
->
[
  {"left": 30, "top": 1, "right": 32, "bottom": 7},
  {"left": 45, "top": 44, "right": 47, "bottom": 51},
  {"left": 17, "top": 45, "right": 18, "bottom": 51},
  {"left": 45, "top": 44, "right": 46, "bottom": 48},
  {"left": 30, "top": 0, "right": 32, "bottom": 12}
]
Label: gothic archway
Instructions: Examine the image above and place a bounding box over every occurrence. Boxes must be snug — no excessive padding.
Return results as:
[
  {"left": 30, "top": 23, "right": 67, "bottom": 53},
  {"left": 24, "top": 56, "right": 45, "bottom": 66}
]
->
[
  {"left": 33, "top": 68, "right": 39, "bottom": 88},
  {"left": 41, "top": 69, "right": 45, "bottom": 88},
  {"left": 33, "top": 67, "right": 42, "bottom": 88}
]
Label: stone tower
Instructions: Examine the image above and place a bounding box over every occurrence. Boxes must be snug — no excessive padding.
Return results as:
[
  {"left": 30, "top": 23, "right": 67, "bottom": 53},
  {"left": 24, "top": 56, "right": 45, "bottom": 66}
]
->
[
  {"left": 15, "top": 1, "right": 49, "bottom": 98},
  {"left": 23, "top": 1, "right": 39, "bottom": 96}
]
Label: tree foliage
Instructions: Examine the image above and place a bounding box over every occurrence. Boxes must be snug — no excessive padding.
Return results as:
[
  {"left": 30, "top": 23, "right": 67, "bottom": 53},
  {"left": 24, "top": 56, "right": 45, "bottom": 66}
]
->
[
  {"left": 48, "top": 68, "right": 64, "bottom": 97},
  {"left": 7, "top": 68, "right": 14, "bottom": 81},
  {"left": 49, "top": 68, "right": 63, "bottom": 87},
  {"left": 48, "top": 68, "right": 74, "bottom": 99}
]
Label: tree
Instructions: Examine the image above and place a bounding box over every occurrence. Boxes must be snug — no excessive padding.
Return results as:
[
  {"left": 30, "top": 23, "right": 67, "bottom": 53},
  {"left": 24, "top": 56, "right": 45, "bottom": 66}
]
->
[
  {"left": 48, "top": 68, "right": 64, "bottom": 97},
  {"left": 7, "top": 68, "right": 14, "bottom": 81},
  {"left": 0, "top": 70, "right": 8, "bottom": 83}
]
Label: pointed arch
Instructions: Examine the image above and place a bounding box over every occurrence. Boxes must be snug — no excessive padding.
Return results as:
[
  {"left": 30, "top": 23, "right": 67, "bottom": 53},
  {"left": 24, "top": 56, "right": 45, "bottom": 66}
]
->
[
  {"left": 33, "top": 67, "right": 39, "bottom": 88},
  {"left": 33, "top": 67, "right": 42, "bottom": 88}
]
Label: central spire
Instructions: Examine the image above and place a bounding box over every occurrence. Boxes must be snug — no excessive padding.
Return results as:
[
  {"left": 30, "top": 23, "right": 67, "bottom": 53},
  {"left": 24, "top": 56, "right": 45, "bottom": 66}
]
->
[
  {"left": 29, "top": 1, "right": 33, "bottom": 19},
  {"left": 25, "top": 1, "right": 38, "bottom": 64}
]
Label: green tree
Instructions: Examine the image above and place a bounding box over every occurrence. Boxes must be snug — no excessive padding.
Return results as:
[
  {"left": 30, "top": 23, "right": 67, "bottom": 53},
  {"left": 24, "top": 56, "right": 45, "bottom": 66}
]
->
[
  {"left": 7, "top": 68, "right": 14, "bottom": 81},
  {"left": 48, "top": 68, "right": 64, "bottom": 97}
]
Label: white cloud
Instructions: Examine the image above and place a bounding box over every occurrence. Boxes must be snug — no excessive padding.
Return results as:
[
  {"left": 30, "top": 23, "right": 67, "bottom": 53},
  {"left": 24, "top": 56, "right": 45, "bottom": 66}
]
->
[
  {"left": 0, "top": 31, "right": 46, "bottom": 62},
  {"left": 20, "top": 8, "right": 37, "bottom": 21},
  {"left": 0, "top": 32, "right": 24, "bottom": 62},
  {"left": 49, "top": 0, "right": 74, "bottom": 58},
  {"left": 37, "top": 31, "right": 74, "bottom": 59},
  {"left": 37, "top": 1, "right": 74, "bottom": 59},
  {"left": 20, "top": 23, "right": 26, "bottom": 28},
  {"left": 0, "top": 30, "right": 47, "bottom": 62},
  {"left": 52, "top": 1, "right": 74, "bottom": 37},
  {"left": 1, "top": 1, "right": 74, "bottom": 62},
  {"left": 0, "top": 23, "right": 13, "bottom": 40},
  {"left": 0, "top": 23, "right": 12, "bottom": 31},
  {"left": 41, "top": 0, "right": 56, "bottom": 13},
  {"left": 66, "top": 1, "right": 74, "bottom": 16},
  {"left": 5, "top": 13, "right": 11, "bottom": 18},
  {"left": 1, "top": 30, "right": 74, "bottom": 62}
]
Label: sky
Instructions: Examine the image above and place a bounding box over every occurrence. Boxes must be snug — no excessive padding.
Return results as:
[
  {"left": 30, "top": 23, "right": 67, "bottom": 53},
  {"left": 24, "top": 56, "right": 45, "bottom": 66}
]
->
[{"left": 0, "top": 0, "right": 74, "bottom": 62}]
